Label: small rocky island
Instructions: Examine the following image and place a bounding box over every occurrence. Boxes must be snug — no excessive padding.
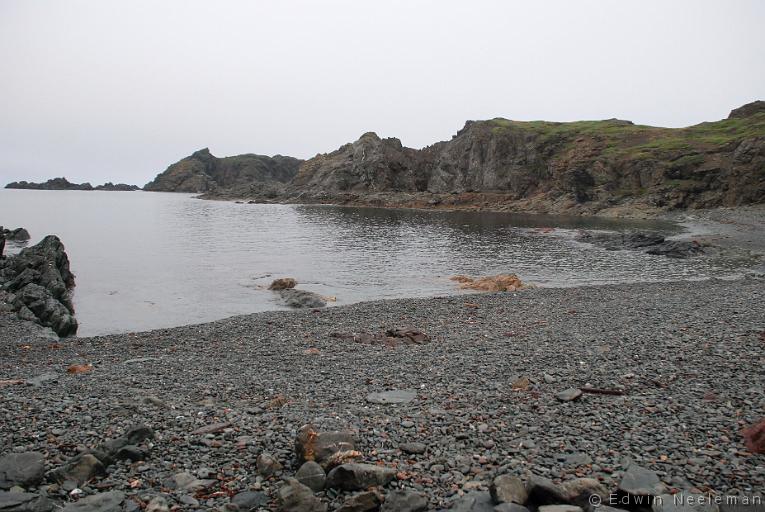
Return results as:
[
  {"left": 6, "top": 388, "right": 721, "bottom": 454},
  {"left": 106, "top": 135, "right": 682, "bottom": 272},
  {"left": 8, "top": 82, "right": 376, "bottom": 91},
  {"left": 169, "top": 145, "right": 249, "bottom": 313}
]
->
[{"left": 5, "top": 177, "right": 139, "bottom": 191}]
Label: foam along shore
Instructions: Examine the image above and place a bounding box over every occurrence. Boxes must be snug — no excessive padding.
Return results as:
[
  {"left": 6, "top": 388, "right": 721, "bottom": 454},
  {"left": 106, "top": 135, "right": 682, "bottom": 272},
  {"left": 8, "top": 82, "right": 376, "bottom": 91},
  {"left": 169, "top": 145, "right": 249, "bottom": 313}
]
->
[{"left": 0, "top": 277, "right": 763, "bottom": 510}]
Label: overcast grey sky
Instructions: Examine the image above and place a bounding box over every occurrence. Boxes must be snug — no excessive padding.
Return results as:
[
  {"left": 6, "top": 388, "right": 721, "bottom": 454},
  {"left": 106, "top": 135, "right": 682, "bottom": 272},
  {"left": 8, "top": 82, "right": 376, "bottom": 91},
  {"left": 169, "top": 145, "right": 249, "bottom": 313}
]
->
[{"left": 1, "top": 0, "right": 763, "bottom": 186}]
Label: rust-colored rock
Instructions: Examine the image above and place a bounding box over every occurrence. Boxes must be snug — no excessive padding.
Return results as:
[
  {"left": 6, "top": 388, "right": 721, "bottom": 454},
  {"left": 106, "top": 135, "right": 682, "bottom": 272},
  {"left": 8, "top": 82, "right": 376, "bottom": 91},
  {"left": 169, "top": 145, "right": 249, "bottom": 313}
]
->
[
  {"left": 295, "top": 424, "right": 356, "bottom": 470},
  {"left": 743, "top": 418, "right": 765, "bottom": 454},
  {"left": 268, "top": 277, "right": 297, "bottom": 290},
  {"left": 451, "top": 274, "right": 525, "bottom": 292}
]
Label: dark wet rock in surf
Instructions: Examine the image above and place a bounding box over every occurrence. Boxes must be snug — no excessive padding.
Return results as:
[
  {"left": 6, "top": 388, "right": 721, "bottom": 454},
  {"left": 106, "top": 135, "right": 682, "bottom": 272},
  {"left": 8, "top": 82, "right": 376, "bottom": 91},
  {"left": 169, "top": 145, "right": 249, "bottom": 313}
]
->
[{"left": 279, "top": 288, "right": 327, "bottom": 309}]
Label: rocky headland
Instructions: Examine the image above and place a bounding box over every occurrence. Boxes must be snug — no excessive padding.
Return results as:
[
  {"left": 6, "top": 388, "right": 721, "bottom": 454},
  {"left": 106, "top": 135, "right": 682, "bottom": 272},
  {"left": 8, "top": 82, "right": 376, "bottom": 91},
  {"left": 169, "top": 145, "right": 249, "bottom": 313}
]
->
[
  {"left": 142, "top": 101, "right": 765, "bottom": 218},
  {"left": 5, "top": 178, "right": 139, "bottom": 191},
  {"left": 143, "top": 149, "right": 303, "bottom": 194}
]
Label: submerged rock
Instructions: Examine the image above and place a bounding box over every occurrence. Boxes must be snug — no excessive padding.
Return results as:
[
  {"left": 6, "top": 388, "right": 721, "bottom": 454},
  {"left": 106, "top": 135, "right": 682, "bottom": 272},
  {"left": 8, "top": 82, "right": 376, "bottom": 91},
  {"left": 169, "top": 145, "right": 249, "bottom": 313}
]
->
[
  {"left": 268, "top": 277, "right": 297, "bottom": 290},
  {"left": 279, "top": 289, "right": 326, "bottom": 309},
  {"left": 578, "top": 231, "right": 704, "bottom": 259}
]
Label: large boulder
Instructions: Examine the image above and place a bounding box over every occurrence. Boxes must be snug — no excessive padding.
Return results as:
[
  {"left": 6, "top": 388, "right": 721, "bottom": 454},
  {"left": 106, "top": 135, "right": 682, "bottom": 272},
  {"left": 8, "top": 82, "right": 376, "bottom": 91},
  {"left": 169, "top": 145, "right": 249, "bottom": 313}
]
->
[
  {"left": 0, "top": 452, "right": 45, "bottom": 490},
  {"left": 278, "top": 289, "right": 327, "bottom": 309}
]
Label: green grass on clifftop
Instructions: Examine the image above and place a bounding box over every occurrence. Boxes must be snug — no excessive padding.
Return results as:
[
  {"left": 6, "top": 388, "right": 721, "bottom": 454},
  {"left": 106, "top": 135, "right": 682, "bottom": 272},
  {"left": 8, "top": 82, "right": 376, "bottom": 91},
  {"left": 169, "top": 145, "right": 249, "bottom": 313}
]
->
[{"left": 488, "top": 112, "right": 765, "bottom": 159}]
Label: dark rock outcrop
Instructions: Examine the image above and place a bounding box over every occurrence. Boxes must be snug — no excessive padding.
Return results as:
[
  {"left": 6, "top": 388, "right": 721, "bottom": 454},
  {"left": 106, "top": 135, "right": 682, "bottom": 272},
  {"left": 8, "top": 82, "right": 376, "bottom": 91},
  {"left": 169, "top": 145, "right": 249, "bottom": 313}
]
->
[
  {"left": 728, "top": 100, "right": 765, "bottom": 119},
  {"left": 577, "top": 231, "right": 704, "bottom": 259},
  {"left": 279, "top": 289, "right": 327, "bottom": 309},
  {"left": 1, "top": 228, "right": 30, "bottom": 242},
  {"left": 0, "top": 235, "right": 77, "bottom": 336},
  {"left": 143, "top": 148, "right": 302, "bottom": 193}
]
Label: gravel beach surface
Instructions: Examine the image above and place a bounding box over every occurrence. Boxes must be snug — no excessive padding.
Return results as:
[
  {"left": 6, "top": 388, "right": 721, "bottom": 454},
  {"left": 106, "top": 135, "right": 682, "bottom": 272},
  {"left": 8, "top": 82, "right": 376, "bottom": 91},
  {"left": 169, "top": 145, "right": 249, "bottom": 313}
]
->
[{"left": 1, "top": 278, "right": 764, "bottom": 510}]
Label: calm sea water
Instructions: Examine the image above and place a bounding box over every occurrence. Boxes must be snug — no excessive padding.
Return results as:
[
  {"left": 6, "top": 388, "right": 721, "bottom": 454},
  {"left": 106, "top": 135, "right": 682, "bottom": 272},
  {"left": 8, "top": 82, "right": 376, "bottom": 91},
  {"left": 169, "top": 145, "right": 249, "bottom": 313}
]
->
[{"left": 0, "top": 190, "right": 745, "bottom": 336}]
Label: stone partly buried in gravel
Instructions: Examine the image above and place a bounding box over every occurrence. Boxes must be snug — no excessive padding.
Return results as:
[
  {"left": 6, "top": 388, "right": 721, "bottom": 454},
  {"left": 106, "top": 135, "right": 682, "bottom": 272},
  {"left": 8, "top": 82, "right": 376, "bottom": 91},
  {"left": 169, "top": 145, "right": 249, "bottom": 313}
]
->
[
  {"left": 617, "top": 464, "right": 666, "bottom": 504},
  {"left": 556, "top": 388, "right": 583, "bottom": 402},
  {"left": 325, "top": 463, "right": 396, "bottom": 491},
  {"left": 170, "top": 472, "right": 216, "bottom": 492},
  {"left": 538, "top": 506, "right": 583, "bottom": 512},
  {"left": 330, "top": 328, "right": 430, "bottom": 346},
  {"left": 294, "top": 425, "right": 356, "bottom": 470},
  {"left": 52, "top": 425, "right": 154, "bottom": 486},
  {"left": 61, "top": 491, "right": 125, "bottom": 512},
  {"left": 366, "top": 389, "right": 417, "bottom": 405},
  {"left": 256, "top": 452, "right": 283, "bottom": 477},
  {"left": 560, "top": 479, "right": 609, "bottom": 509},
  {"left": 449, "top": 491, "right": 497, "bottom": 512},
  {"left": 0, "top": 452, "right": 45, "bottom": 489},
  {"left": 0, "top": 491, "right": 53, "bottom": 512},
  {"left": 381, "top": 490, "right": 428, "bottom": 512},
  {"left": 525, "top": 475, "right": 570, "bottom": 506},
  {"left": 336, "top": 491, "right": 382, "bottom": 512},
  {"left": 295, "top": 461, "right": 326, "bottom": 492},
  {"left": 399, "top": 442, "right": 427, "bottom": 455},
  {"left": 490, "top": 475, "right": 528, "bottom": 505},
  {"left": 279, "top": 478, "right": 327, "bottom": 512},
  {"left": 144, "top": 496, "right": 169, "bottom": 512},
  {"left": 230, "top": 491, "right": 268, "bottom": 511}
]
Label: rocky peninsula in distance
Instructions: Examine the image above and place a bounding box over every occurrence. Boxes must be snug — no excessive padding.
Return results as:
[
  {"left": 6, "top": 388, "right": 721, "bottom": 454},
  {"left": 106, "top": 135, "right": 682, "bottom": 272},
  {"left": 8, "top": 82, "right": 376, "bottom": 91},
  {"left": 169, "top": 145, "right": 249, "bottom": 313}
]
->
[
  {"left": 1, "top": 102, "right": 764, "bottom": 512},
  {"left": 5, "top": 177, "right": 139, "bottom": 191}
]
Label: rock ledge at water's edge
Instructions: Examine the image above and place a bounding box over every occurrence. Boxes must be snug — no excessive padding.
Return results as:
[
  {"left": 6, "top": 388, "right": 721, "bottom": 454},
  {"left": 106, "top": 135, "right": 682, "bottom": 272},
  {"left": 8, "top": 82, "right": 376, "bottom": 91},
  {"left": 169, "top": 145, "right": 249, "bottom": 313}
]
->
[{"left": 0, "top": 234, "right": 77, "bottom": 336}]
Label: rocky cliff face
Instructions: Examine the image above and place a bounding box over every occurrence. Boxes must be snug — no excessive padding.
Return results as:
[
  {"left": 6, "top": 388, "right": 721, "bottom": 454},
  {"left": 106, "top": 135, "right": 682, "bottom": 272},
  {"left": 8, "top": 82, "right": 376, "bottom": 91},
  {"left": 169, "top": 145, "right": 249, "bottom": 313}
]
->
[
  {"left": 156, "top": 102, "right": 765, "bottom": 215},
  {"left": 280, "top": 102, "right": 765, "bottom": 215},
  {"left": 143, "top": 148, "right": 303, "bottom": 193}
]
